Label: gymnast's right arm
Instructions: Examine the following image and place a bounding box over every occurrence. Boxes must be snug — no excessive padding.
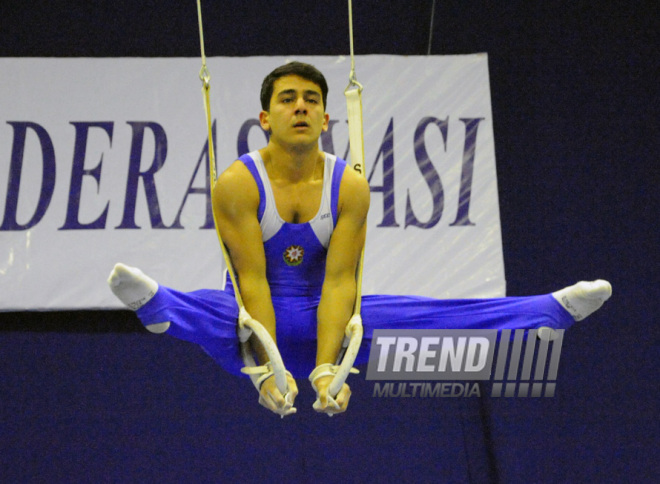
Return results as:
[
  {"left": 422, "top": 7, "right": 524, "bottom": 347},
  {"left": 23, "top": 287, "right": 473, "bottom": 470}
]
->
[{"left": 213, "top": 161, "right": 298, "bottom": 412}]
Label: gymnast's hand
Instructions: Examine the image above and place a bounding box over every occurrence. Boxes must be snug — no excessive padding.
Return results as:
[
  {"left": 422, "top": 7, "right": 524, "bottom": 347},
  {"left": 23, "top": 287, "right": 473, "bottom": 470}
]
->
[
  {"left": 312, "top": 374, "right": 352, "bottom": 415},
  {"left": 259, "top": 372, "right": 298, "bottom": 417}
]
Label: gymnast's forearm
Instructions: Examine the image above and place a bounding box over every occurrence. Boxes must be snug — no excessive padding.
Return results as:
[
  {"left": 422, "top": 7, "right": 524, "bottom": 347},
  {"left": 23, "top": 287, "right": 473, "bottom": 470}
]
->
[
  {"left": 239, "top": 274, "right": 278, "bottom": 364},
  {"left": 316, "top": 278, "right": 357, "bottom": 366}
]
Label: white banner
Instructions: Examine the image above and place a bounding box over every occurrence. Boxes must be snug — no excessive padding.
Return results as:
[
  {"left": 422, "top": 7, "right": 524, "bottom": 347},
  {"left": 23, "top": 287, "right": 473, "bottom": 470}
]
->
[{"left": 0, "top": 55, "right": 504, "bottom": 310}]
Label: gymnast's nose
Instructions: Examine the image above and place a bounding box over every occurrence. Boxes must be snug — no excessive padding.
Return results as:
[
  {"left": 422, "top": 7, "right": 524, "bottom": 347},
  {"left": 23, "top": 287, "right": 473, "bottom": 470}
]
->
[{"left": 294, "top": 96, "right": 307, "bottom": 114}]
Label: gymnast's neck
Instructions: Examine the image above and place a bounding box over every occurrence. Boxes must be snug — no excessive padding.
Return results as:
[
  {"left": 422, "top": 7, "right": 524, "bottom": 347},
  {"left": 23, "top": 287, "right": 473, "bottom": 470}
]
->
[{"left": 259, "top": 143, "right": 325, "bottom": 184}]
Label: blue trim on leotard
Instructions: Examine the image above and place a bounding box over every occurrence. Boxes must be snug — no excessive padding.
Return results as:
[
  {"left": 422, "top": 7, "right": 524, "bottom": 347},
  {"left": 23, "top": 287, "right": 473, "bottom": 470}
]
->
[
  {"left": 238, "top": 153, "right": 266, "bottom": 220},
  {"left": 330, "top": 159, "right": 345, "bottom": 226}
]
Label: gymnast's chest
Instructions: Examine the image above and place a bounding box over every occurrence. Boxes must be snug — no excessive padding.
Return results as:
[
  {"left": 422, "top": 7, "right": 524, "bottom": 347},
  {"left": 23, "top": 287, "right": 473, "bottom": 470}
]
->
[{"left": 270, "top": 180, "right": 323, "bottom": 224}]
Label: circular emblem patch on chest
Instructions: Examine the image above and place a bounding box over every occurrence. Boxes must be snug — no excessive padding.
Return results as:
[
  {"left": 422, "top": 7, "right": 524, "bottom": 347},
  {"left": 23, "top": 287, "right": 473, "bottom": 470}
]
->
[{"left": 283, "top": 245, "right": 305, "bottom": 266}]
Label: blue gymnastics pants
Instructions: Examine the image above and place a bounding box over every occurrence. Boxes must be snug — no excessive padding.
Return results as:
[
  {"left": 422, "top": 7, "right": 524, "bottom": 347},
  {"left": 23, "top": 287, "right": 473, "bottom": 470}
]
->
[{"left": 136, "top": 287, "right": 573, "bottom": 378}]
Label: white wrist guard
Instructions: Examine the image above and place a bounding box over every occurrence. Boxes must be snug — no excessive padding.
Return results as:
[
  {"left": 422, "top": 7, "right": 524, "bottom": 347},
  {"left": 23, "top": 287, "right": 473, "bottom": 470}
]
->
[
  {"left": 242, "top": 362, "right": 292, "bottom": 391},
  {"left": 308, "top": 363, "right": 357, "bottom": 392}
]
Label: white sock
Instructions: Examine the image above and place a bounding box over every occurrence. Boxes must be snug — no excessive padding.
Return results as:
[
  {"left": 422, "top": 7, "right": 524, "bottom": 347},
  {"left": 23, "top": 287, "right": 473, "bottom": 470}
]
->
[
  {"left": 552, "top": 280, "right": 613, "bottom": 321},
  {"left": 538, "top": 280, "right": 612, "bottom": 341},
  {"left": 107, "top": 263, "right": 170, "bottom": 333}
]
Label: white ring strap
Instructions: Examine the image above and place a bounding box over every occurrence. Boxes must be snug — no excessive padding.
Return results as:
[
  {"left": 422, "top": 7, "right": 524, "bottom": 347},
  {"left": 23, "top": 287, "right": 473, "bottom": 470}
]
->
[
  {"left": 195, "top": 0, "right": 289, "bottom": 397},
  {"left": 318, "top": 0, "right": 369, "bottom": 402}
]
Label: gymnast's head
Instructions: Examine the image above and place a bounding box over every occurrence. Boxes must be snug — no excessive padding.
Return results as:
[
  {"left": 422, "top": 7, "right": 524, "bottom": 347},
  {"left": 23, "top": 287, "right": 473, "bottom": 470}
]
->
[{"left": 260, "top": 62, "right": 329, "bottom": 112}]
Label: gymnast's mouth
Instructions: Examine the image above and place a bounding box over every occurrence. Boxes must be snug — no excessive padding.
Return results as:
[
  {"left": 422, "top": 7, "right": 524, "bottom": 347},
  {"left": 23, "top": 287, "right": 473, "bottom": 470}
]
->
[{"left": 293, "top": 121, "right": 309, "bottom": 128}]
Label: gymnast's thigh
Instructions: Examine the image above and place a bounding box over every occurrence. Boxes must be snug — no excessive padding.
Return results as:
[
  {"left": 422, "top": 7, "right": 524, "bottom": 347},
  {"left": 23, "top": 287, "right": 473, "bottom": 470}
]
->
[
  {"left": 137, "top": 286, "right": 240, "bottom": 341},
  {"left": 360, "top": 294, "right": 478, "bottom": 336}
]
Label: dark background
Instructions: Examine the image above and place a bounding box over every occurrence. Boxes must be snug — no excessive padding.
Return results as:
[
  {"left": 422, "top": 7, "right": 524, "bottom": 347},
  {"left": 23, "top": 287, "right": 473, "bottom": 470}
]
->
[{"left": 1, "top": 1, "right": 657, "bottom": 482}]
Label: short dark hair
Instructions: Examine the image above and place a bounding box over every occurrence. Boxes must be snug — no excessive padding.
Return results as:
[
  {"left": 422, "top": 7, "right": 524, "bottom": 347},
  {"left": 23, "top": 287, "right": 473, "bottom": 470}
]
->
[{"left": 260, "top": 62, "right": 329, "bottom": 111}]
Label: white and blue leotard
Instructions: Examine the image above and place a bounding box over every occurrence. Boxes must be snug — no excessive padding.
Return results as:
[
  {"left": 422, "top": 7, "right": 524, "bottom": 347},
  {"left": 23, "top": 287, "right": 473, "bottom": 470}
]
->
[{"left": 136, "top": 152, "right": 573, "bottom": 378}]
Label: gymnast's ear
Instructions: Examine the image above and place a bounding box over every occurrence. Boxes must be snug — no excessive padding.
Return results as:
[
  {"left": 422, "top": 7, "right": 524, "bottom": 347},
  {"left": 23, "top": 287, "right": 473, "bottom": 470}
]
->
[
  {"left": 259, "top": 110, "right": 274, "bottom": 135},
  {"left": 259, "top": 110, "right": 270, "bottom": 132}
]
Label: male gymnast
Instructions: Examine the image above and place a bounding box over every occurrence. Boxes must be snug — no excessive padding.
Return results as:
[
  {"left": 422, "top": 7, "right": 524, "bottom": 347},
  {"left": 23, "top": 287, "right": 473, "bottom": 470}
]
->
[{"left": 108, "top": 62, "right": 612, "bottom": 416}]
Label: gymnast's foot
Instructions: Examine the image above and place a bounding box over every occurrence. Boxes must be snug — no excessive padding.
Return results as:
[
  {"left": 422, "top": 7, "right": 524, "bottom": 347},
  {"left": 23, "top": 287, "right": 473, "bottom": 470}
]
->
[
  {"left": 539, "top": 280, "right": 612, "bottom": 341},
  {"left": 107, "top": 263, "right": 170, "bottom": 334},
  {"left": 552, "top": 280, "right": 612, "bottom": 321}
]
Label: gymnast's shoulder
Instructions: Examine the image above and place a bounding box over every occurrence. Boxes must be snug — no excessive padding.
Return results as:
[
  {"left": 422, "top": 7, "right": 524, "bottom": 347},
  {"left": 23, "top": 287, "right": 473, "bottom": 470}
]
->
[
  {"left": 212, "top": 160, "right": 260, "bottom": 210},
  {"left": 337, "top": 164, "right": 370, "bottom": 216}
]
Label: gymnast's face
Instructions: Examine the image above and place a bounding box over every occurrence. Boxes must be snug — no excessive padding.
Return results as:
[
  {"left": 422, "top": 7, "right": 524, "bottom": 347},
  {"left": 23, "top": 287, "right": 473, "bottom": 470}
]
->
[{"left": 259, "top": 74, "right": 329, "bottom": 149}]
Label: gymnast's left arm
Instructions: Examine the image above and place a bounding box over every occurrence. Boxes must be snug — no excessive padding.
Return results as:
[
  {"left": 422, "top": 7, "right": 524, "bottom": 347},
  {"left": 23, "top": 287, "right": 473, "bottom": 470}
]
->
[{"left": 314, "top": 168, "right": 370, "bottom": 414}]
